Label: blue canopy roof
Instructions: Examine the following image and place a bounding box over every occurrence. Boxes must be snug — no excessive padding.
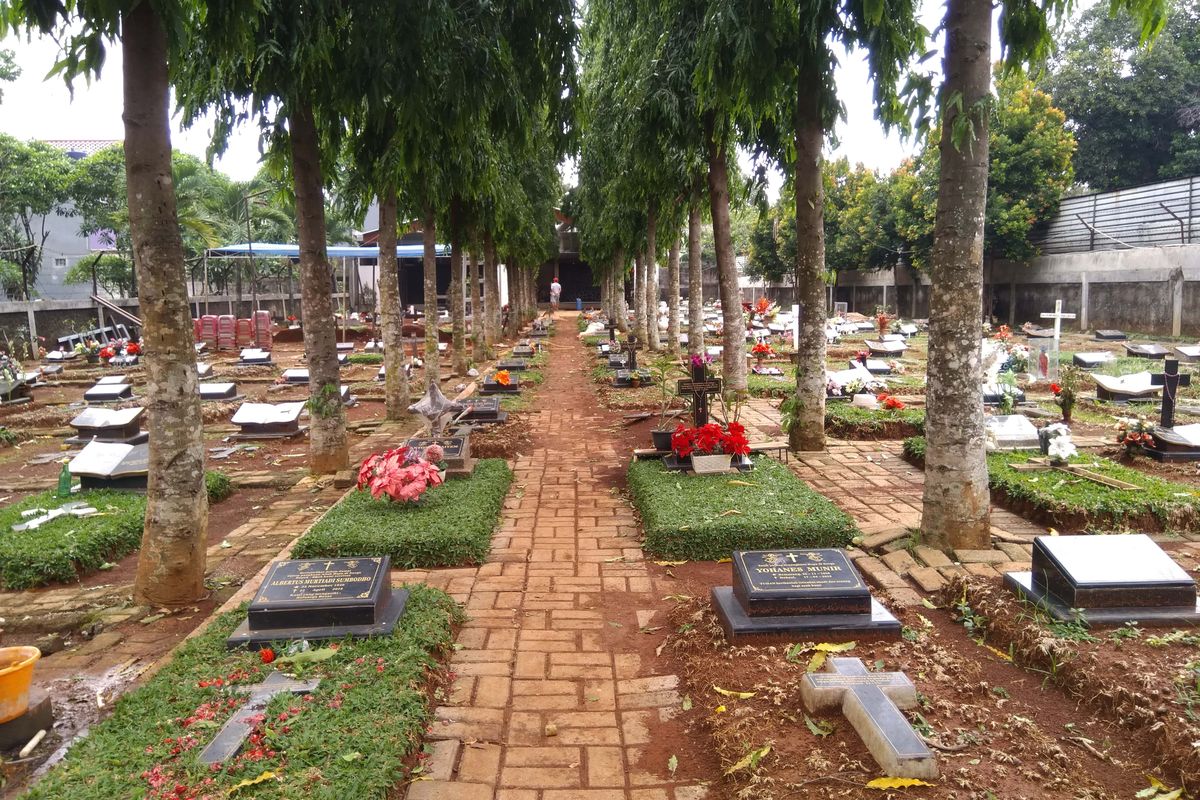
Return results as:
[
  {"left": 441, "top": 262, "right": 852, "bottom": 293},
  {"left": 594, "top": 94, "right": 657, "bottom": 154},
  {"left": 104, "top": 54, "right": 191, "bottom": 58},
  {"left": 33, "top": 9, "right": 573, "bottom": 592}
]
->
[{"left": 209, "top": 242, "right": 449, "bottom": 259}]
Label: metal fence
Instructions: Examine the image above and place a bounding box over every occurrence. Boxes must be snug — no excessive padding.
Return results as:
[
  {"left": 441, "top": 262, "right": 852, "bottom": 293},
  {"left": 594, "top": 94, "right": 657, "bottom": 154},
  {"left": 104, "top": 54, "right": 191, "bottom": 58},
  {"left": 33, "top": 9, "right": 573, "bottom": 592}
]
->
[{"left": 1033, "top": 176, "right": 1200, "bottom": 254}]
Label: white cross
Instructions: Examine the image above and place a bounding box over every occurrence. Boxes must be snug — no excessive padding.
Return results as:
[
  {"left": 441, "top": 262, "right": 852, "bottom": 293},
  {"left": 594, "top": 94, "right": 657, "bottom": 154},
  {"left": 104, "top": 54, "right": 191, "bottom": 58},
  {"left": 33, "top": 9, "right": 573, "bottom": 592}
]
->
[{"left": 1039, "top": 299, "right": 1077, "bottom": 346}]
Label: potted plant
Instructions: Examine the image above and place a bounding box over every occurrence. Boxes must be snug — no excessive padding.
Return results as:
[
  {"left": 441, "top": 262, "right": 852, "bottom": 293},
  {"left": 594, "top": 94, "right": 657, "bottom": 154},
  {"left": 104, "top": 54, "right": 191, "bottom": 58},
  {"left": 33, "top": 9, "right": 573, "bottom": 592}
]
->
[
  {"left": 357, "top": 445, "right": 444, "bottom": 503},
  {"left": 75, "top": 339, "right": 101, "bottom": 363},
  {"left": 649, "top": 354, "right": 680, "bottom": 450},
  {"left": 1051, "top": 365, "right": 1080, "bottom": 423},
  {"left": 750, "top": 341, "right": 774, "bottom": 366},
  {"left": 670, "top": 421, "right": 750, "bottom": 474},
  {"left": 1116, "top": 416, "right": 1155, "bottom": 456},
  {"left": 1038, "top": 422, "right": 1076, "bottom": 464},
  {"left": 629, "top": 372, "right": 642, "bottom": 388}
]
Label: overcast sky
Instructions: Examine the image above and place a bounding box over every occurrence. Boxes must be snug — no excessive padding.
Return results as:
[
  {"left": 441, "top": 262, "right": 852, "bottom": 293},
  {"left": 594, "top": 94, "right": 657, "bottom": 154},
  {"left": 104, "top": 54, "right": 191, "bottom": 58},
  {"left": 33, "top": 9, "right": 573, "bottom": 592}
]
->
[{"left": 1, "top": 0, "right": 1015, "bottom": 198}]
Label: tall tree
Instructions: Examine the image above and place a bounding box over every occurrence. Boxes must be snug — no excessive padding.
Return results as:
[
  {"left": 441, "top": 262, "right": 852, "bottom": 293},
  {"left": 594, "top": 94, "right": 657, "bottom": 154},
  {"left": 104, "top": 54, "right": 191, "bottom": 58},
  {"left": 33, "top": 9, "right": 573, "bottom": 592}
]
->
[
  {"left": 2, "top": 0, "right": 209, "bottom": 606},
  {"left": 918, "top": 0, "right": 1165, "bottom": 550},
  {"left": 0, "top": 135, "right": 73, "bottom": 300}
]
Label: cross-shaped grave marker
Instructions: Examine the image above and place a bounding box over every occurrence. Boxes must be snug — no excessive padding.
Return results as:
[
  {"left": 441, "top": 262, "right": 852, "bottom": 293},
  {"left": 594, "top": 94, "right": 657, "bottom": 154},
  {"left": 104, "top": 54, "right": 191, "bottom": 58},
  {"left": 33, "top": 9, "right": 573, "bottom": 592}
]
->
[
  {"left": 677, "top": 360, "right": 722, "bottom": 427},
  {"left": 1010, "top": 453, "right": 1139, "bottom": 490},
  {"left": 1152, "top": 358, "right": 1192, "bottom": 429},
  {"left": 800, "top": 657, "right": 937, "bottom": 779},
  {"left": 197, "top": 671, "right": 321, "bottom": 764},
  {"left": 607, "top": 318, "right": 618, "bottom": 342},
  {"left": 1038, "top": 299, "right": 1077, "bottom": 381},
  {"left": 625, "top": 335, "right": 641, "bottom": 372}
]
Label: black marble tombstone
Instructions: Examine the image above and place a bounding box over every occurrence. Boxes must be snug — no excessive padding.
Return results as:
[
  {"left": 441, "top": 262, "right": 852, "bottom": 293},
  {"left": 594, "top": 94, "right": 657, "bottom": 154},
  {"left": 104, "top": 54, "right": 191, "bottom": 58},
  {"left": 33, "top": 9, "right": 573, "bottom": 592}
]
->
[
  {"left": 460, "top": 396, "right": 507, "bottom": 424},
  {"left": 406, "top": 436, "right": 472, "bottom": 476},
  {"left": 67, "top": 407, "right": 148, "bottom": 445},
  {"left": 0, "top": 377, "right": 32, "bottom": 405},
  {"left": 712, "top": 549, "right": 901, "bottom": 644},
  {"left": 226, "top": 555, "right": 408, "bottom": 649},
  {"left": 1004, "top": 534, "right": 1200, "bottom": 625},
  {"left": 481, "top": 373, "right": 520, "bottom": 395},
  {"left": 495, "top": 359, "right": 529, "bottom": 371},
  {"left": 83, "top": 382, "right": 134, "bottom": 403},
  {"left": 69, "top": 440, "right": 150, "bottom": 490},
  {"left": 678, "top": 363, "right": 721, "bottom": 427},
  {"left": 199, "top": 382, "right": 241, "bottom": 402},
  {"left": 1145, "top": 360, "right": 1199, "bottom": 461},
  {"left": 1094, "top": 329, "right": 1128, "bottom": 341}
]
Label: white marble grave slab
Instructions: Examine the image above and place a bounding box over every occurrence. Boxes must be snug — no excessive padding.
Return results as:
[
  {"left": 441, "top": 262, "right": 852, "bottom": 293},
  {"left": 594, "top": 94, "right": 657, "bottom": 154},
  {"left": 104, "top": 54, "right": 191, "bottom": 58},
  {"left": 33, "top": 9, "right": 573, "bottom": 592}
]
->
[
  {"left": 231, "top": 402, "right": 305, "bottom": 427},
  {"left": 71, "top": 407, "right": 143, "bottom": 431},
  {"left": 1175, "top": 345, "right": 1200, "bottom": 362},
  {"left": 1093, "top": 372, "right": 1160, "bottom": 398},
  {"left": 239, "top": 348, "right": 272, "bottom": 363},
  {"left": 866, "top": 340, "right": 906, "bottom": 354},
  {"left": 985, "top": 415, "right": 1040, "bottom": 450},
  {"left": 282, "top": 368, "right": 310, "bottom": 383},
  {"left": 900, "top": 323, "right": 919, "bottom": 336},
  {"left": 881, "top": 333, "right": 905, "bottom": 342},
  {"left": 69, "top": 440, "right": 148, "bottom": 478},
  {"left": 1172, "top": 423, "right": 1200, "bottom": 447},
  {"left": 1072, "top": 351, "right": 1114, "bottom": 368},
  {"left": 97, "top": 375, "right": 128, "bottom": 385},
  {"left": 197, "top": 363, "right": 213, "bottom": 378}
]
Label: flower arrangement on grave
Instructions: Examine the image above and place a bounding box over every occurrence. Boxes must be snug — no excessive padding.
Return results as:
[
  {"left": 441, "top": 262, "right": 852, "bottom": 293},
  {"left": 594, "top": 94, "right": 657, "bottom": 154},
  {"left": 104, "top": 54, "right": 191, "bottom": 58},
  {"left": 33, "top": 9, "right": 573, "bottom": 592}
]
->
[
  {"left": 125, "top": 341, "right": 141, "bottom": 355},
  {"left": 74, "top": 339, "right": 101, "bottom": 358},
  {"left": 886, "top": 359, "right": 904, "bottom": 375},
  {"left": 0, "top": 354, "right": 19, "bottom": 383},
  {"left": 875, "top": 307, "right": 891, "bottom": 335},
  {"left": 855, "top": 349, "right": 869, "bottom": 365},
  {"left": 750, "top": 341, "right": 774, "bottom": 364},
  {"left": 1116, "top": 416, "right": 1156, "bottom": 453},
  {"left": 423, "top": 443, "right": 446, "bottom": 469},
  {"left": 357, "top": 445, "right": 444, "bottom": 503},
  {"left": 1051, "top": 365, "right": 1081, "bottom": 423},
  {"left": 876, "top": 392, "right": 906, "bottom": 410},
  {"left": 1000, "top": 343, "right": 1031, "bottom": 374},
  {"left": 994, "top": 324, "right": 1013, "bottom": 342},
  {"left": 1039, "top": 422, "right": 1077, "bottom": 464},
  {"left": 690, "top": 352, "right": 714, "bottom": 372},
  {"left": 494, "top": 369, "right": 511, "bottom": 386},
  {"left": 98, "top": 345, "right": 116, "bottom": 361},
  {"left": 670, "top": 422, "right": 750, "bottom": 458}
]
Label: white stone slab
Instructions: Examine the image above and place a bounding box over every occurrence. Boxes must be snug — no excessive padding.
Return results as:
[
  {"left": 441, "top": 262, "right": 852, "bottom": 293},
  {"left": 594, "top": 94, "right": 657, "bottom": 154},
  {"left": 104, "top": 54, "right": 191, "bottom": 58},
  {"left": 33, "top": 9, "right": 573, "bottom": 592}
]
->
[
  {"left": 881, "top": 333, "right": 905, "bottom": 342},
  {"left": 69, "top": 440, "right": 149, "bottom": 478},
  {"left": 986, "top": 415, "right": 1040, "bottom": 450},
  {"left": 239, "top": 348, "right": 272, "bottom": 363},
  {"left": 70, "top": 407, "right": 143, "bottom": 430},
  {"left": 1172, "top": 423, "right": 1200, "bottom": 447},
  {"left": 866, "top": 340, "right": 907, "bottom": 354},
  {"left": 1073, "top": 351, "right": 1114, "bottom": 368},
  {"left": 231, "top": 402, "right": 305, "bottom": 426},
  {"left": 900, "top": 324, "right": 919, "bottom": 336},
  {"left": 96, "top": 375, "right": 128, "bottom": 385},
  {"left": 197, "top": 363, "right": 214, "bottom": 378},
  {"left": 1094, "top": 372, "right": 1159, "bottom": 397},
  {"left": 1175, "top": 345, "right": 1200, "bottom": 361},
  {"left": 282, "top": 368, "right": 310, "bottom": 383}
]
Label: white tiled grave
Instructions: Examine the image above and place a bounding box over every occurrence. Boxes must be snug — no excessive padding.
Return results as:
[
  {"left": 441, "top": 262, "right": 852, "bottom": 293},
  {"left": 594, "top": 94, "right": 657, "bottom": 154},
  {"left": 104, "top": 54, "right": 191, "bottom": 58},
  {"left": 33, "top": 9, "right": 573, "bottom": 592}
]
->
[{"left": 985, "top": 414, "right": 1040, "bottom": 450}]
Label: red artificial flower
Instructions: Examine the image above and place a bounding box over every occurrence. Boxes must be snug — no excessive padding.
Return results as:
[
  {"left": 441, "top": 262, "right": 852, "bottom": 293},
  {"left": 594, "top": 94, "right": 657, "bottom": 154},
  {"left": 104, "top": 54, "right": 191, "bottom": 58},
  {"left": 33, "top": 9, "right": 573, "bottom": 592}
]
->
[
  {"left": 495, "top": 369, "right": 512, "bottom": 386},
  {"left": 1050, "top": 383, "right": 1062, "bottom": 394},
  {"left": 671, "top": 423, "right": 695, "bottom": 458},
  {"left": 755, "top": 297, "right": 771, "bottom": 315},
  {"left": 98, "top": 346, "right": 115, "bottom": 359},
  {"left": 260, "top": 648, "right": 276, "bottom": 664},
  {"left": 751, "top": 342, "right": 773, "bottom": 356},
  {"left": 125, "top": 342, "right": 141, "bottom": 355}
]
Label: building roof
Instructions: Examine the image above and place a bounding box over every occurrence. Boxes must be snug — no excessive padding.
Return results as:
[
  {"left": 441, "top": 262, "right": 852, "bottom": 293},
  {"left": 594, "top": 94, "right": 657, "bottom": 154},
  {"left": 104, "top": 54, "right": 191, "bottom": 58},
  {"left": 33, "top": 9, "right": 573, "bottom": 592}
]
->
[{"left": 43, "top": 139, "right": 120, "bottom": 157}]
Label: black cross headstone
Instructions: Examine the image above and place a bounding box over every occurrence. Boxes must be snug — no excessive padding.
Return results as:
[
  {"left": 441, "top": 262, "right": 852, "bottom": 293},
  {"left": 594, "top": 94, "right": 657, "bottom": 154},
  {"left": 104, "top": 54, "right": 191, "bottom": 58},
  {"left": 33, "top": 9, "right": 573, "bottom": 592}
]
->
[
  {"left": 1152, "top": 359, "right": 1192, "bottom": 429},
  {"left": 197, "top": 671, "right": 321, "bottom": 764},
  {"left": 677, "top": 361, "right": 722, "bottom": 427},
  {"left": 625, "top": 335, "right": 641, "bottom": 372},
  {"left": 607, "top": 319, "right": 618, "bottom": 342}
]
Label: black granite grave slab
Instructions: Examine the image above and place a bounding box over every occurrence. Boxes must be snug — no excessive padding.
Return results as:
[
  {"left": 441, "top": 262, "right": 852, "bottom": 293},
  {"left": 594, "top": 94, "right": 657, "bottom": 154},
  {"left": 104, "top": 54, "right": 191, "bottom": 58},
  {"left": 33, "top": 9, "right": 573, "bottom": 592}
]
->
[
  {"left": 199, "top": 382, "right": 240, "bottom": 401},
  {"left": 496, "top": 359, "right": 529, "bottom": 371},
  {"left": 406, "top": 436, "right": 468, "bottom": 464},
  {"left": 461, "top": 396, "right": 505, "bottom": 423},
  {"left": 67, "top": 407, "right": 147, "bottom": 445},
  {"left": 1004, "top": 534, "right": 1200, "bottom": 625},
  {"left": 732, "top": 549, "right": 871, "bottom": 617},
  {"left": 480, "top": 376, "right": 520, "bottom": 395},
  {"left": 69, "top": 440, "right": 149, "bottom": 491},
  {"left": 1095, "top": 329, "right": 1127, "bottom": 340},
  {"left": 513, "top": 346, "right": 535, "bottom": 358},
  {"left": 226, "top": 555, "right": 408, "bottom": 649},
  {"left": 1125, "top": 343, "right": 1170, "bottom": 359},
  {"left": 607, "top": 353, "right": 629, "bottom": 369},
  {"left": 0, "top": 378, "right": 32, "bottom": 405},
  {"left": 613, "top": 368, "right": 653, "bottom": 388},
  {"left": 712, "top": 587, "right": 900, "bottom": 645}
]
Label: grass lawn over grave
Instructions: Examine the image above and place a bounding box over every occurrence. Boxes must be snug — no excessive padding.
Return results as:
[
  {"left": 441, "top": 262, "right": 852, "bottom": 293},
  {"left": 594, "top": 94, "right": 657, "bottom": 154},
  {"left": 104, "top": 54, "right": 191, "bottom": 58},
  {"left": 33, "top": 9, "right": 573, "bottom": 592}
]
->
[
  {"left": 0, "top": 472, "right": 235, "bottom": 590},
  {"left": 824, "top": 402, "right": 925, "bottom": 439},
  {"left": 628, "top": 456, "right": 858, "bottom": 560},
  {"left": 347, "top": 352, "right": 383, "bottom": 364},
  {"left": 21, "top": 586, "right": 462, "bottom": 800},
  {"left": 902, "top": 437, "right": 1200, "bottom": 532},
  {"left": 292, "top": 458, "right": 513, "bottom": 567}
]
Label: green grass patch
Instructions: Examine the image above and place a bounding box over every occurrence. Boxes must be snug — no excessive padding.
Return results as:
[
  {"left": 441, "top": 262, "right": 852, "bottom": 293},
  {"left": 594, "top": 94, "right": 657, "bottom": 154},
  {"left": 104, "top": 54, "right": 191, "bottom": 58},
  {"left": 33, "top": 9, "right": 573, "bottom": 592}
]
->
[
  {"left": 293, "top": 459, "right": 513, "bottom": 567},
  {"left": 205, "top": 470, "right": 234, "bottom": 503},
  {"left": 0, "top": 490, "right": 146, "bottom": 590},
  {"left": 1091, "top": 356, "right": 1164, "bottom": 378},
  {"left": 348, "top": 352, "right": 384, "bottom": 364},
  {"left": 902, "top": 437, "right": 1200, "bottom": 532},
  {"left": 22, "top": 587, "right": 461, "bottom": 800},
  {"left": 747, "top": 368, "right": 795, "bottom": 398},
  {"left": 825, "top": 403, "right": 925, "bottom": 439},
  {"left": 628, "top": 456, "right": 859, "bottom": 560}
]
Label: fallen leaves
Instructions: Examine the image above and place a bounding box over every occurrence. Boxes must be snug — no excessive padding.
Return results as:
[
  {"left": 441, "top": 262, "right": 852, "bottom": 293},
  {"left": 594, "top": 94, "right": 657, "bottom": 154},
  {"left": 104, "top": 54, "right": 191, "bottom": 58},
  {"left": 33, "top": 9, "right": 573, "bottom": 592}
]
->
[
  {"left": 785, "top": 640, "right": 857, "bottom": 672},
  {"left": 712, "top": 685, "right": 756, "bottom": 699},
  {"left": 804, "top": 715, "right": 834, "bottom": 737},
  {"left": 228, "top": 771, "right": 278, "bottom": 794},
  {"left": 724, "top": 744, "right": 771, "bottom": 775},
  {"left": 865, "top": 777, "right": 935, "bottom": 789}
]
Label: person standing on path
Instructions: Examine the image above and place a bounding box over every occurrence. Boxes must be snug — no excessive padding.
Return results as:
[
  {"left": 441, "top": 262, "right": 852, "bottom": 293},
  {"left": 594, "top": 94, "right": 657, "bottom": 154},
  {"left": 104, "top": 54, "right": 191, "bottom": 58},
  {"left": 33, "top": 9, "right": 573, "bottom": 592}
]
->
[{"left": 549, "top": 276, "right": 562, "bottom": 316}]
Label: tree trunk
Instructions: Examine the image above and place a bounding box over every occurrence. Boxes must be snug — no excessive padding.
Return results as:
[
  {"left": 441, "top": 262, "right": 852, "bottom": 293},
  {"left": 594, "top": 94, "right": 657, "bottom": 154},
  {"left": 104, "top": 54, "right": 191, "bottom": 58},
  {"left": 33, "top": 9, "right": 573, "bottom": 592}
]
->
[
  {"left": 124, "top": 1, "right": 208, "bottom": 607},
  {"left": 471, "top": 248, "right": 483, "bottom": 352},
  {"left": 789, "top": 69, "right": 828, "bottom": 452},
  {"left": 289, "top": 101, "right": 347, "bottom": 475},
  {"left": 422, "top": 207, "right": 440, "bottom": 385},
  {"left": 922, "top": 0, "right": 993, "bottom": 551},
  {"left": 687, "top": 197, "right": 704, "bottom": 354},
  {"left": 483, "top": 232, "right": 499, "bottom": 348},
  {"left": 378, "top": 190, "right": 408, "bottom": 419},
  {"left": 645, "top": 207, "right": 661, "bottom": 351},
  {"left": 633, "top": 253, "right": 646, "bottom": 343},
  {"left": 705, "top": 118, "right": 746, "bottom": 392},
  {"left": 615, "top": 254, "right": 630, "bottom": 332},
  {"left": 667, "top": 225, "right": 681, "bottom": 356},
  {"left": 449, "top": 201, "right": 467, "bottom": 376}
]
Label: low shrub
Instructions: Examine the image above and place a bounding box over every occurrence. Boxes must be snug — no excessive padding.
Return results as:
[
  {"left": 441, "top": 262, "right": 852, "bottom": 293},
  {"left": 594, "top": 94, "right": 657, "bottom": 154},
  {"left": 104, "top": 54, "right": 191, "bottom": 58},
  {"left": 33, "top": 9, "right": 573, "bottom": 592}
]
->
[
  {"left": 825, "top": 402, "right": 925, "bottom": 439},
  {"left": 0, "top": 490, "right": 146, "bottom": 589},
  {"left": 23, "top": 587, "right": 461, "bottom": 800},
  {"left": 348, "top": 352, "right": 384, "bottom": 364},
  {"left": 628, "top": 456, "right": 858, "bottom": 560},
  {"left": 292, "top": 459, "right": 513, "bottom": 567},
  {"left": 205, "top": 470, "right": 234, "bottom": 503}
]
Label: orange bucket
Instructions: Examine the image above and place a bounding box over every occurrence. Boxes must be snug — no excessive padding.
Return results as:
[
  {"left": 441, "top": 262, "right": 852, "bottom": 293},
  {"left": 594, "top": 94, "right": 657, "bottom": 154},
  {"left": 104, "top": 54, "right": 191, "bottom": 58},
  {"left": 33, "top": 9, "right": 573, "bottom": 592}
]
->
[{"left": 0, "top": 646, "right": 41, "bottom": 724}]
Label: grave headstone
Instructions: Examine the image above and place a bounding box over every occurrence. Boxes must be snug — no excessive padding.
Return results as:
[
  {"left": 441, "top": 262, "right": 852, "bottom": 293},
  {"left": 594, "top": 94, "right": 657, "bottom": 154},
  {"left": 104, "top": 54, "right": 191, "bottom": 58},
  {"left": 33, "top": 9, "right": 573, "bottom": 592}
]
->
[
  {"left": 226, "top": 555, "right": 408, "bottom": 649},
  {"left": 1174, "top": 345, "right": 1200, "bottom": 363},
  {"left": 239, "top": 347, "right": 273, "bottom": 365},
  {"left": 108, "top": 354, "right": 139, "bottom": 367},
  {"left": 1037, "top": 299, "right": 1075, "bottom": 380},
  {"left": 336, "top": 341, "right": 355, "bottom": 353},
  {"left": 711, "top": 548, "right": 900, "bottom": 645},
  {"left": 606, "top": 352, "right": 629, "bottom": 369},
  {"left": 340, "top": 385, "right": 357, "bottom": 406},
  {"left": 865, "top": 340, "right": 906, "bottom": 356},
  {"left": 199, "top": 382, "right": 240, "bottom": 402},
  {"left": 1072, "top": 351, "right": 1114, "bottom": 369},
  {"left": 44, "top": 349, "right": 77, "bottom": 362},
  {"left": 1094, "top": 329, "right": 1127, "bottom": 341},
  {"left": 197, "top": 362, "right": 214, "bottom": 379},
  {"left": 624, "top": 336, "right": 641, "bottom": 371},
  {"left": 0, "top": 376, "right": 32, "bottom": 405},
  {"left": 230, "top": 402, "right": 306, "bottom": 439},
  {"left": 283, "top": 368, "right": 309, "bottom": 384},
  {"left": 678, "top": 363, "right": 721, "bottom": 427},
  {"left": 1124, "top": 343, "right": 1170, "bottom": 360},
  {"left": 68, "top": 440, "right": 149, "bottom": 490},
  {"left": 985, "top": 415, "right": 1040, "bottom": 451},
  {"left": 83, "top": 382, "right": 134, "bottom": 403},
  {"left": 1152, "top": 359, "right": 1191, "bottom": 430},
  {"left": 67, "top": 407, "right": 147, "bottom": 445},
  {"left": 459, "top": 396, "right": 506, "bottom": 424},
  {"left": 513, "top": 344, "right": 535, "bottom": 358},
  {"left": 406, "top": 436, "right": 472, "bottom": 476},
  {"left": 495, "top": 358, "right": 529, "bottom": 371},
  {"left": 981, "top": 383, "right": 1025, "bottom": 406},
  {"left": 1093, "top": 372, "right": 1160, "bottom": 403},
  {"left": 613, "top": 368, "right": 653, "bottom": 388},
  {"left": 607, "top": 319, "right": 618, "bottom": 342},
  {"left": 854, "top": 358, "right": 893, "bottom": 376},
  {"left": 1005, "top": 534, "right": 1200, "bottom": 625},
  {"left": 899, "top": 323, "right": 919, "bottom": 337},
  {"left": 196, "top": 672, "right": 321, "bottom": 764},
  {"left": 800, "top": 657, "right": 937, "bottom": 779},
  {"left": 481, "top": 372, "right": 521, "bottom": 395}
]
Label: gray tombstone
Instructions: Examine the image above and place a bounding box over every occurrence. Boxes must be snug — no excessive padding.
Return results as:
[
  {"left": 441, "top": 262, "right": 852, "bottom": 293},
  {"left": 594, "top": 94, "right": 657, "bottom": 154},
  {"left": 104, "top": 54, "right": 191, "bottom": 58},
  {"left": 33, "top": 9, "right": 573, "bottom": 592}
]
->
[
  {"left": 985, "top": 415, "right": 1040, "bottom": 451},
  {"left": 68, "top": 407, "right": 147, "bottom": 445},
  {"left": 68, "top": 439, "right": 150, "bottom": 490},
  {"left": 231, "top": 401, "right": 306, "bottom": 439}
]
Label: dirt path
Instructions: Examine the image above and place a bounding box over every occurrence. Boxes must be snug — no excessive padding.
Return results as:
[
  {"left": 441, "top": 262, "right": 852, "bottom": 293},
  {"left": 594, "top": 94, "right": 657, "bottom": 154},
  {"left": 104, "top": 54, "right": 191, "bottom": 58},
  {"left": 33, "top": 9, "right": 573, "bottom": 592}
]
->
[{"left": 398, "top": 318, "right": 722, "bottom": 800}]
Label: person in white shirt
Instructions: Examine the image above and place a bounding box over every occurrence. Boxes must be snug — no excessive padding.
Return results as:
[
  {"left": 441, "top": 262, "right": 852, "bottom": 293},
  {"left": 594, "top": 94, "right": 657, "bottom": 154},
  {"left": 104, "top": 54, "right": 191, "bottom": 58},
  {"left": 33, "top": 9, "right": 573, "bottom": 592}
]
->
[{"left": 550, "top": 277, "right": 562, "bottom": 315}]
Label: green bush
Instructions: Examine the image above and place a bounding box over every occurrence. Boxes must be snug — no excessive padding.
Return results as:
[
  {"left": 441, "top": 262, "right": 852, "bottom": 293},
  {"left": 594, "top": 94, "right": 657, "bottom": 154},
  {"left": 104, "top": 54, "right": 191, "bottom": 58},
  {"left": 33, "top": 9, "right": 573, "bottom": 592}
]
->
[
  {"left": 23, "top": 587, "right": 462, "bottom": 800},
  {"left": 902, "top": 436, "right": 926, "bottom": 462},
  {"left": 292, "top": 459, "right": 513, "bottom": 567},
  {"left": 824, "top": 402, "right": 926, "bottom": 437},
  {"left": 205, "top": 470, "right": 234, "bottom": 503},
  {"left": 0, "top": 490, "right": 146, "bottom": 589},
  {"left": 348, "top": 352, "right": 384, "bottom": 364},
  {"left": 628, "top": 456, "right": 859, "bottom": 560}
]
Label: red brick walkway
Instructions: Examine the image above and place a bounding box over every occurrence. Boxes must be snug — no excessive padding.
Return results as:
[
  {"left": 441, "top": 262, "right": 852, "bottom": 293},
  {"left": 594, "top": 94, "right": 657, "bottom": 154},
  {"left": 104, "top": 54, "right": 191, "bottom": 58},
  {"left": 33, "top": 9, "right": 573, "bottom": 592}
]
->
[{"left": 398, "top": 322, "right": 715, "bottom": 800}]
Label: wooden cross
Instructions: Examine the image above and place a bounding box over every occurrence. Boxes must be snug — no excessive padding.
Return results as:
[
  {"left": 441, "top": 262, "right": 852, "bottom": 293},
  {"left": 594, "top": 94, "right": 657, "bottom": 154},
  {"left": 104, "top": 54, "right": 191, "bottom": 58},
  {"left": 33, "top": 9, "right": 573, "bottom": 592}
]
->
[
  {"left": 1039, "top": 299, "right": 1076, "bottom": 345},
  {"left": 1010, "top": 458, "right": 1139, "bottom": 490},
  {"left": 1151, "top": 358, "right": 1192, "bottom": 430},
  {"left": 197, "top": 671, "right": 321, "bottom": 764},
  {"left": 677, "top": 360, "right": 722, "bottom": 427},
  {"left": 800, "top": 657, "right": 936, "bottom": 779}
]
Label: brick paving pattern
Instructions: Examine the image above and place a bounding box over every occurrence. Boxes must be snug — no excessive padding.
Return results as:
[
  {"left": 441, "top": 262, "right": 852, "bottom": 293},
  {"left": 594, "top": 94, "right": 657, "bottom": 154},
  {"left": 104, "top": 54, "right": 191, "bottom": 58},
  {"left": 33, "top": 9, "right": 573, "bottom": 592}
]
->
[{"left": 398, "top": 322, "right": 712, "bottom": 800}]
